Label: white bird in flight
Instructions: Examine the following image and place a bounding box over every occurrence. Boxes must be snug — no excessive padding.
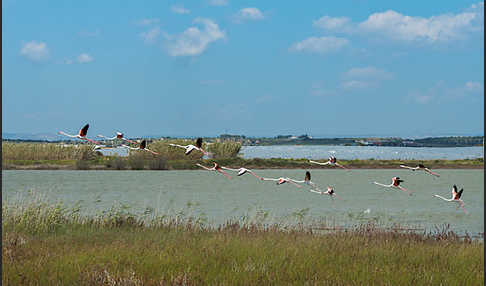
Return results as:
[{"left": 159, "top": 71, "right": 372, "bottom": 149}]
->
[
  {"left": 309, "top": 156, "right": 348, "bottom": 170},
  {"left": 58, "top": 123, "right": 100, "bottom": 144},
  {"left": 288, "top": 171, "right": 317, "bottom": 188},
  {"left": 97, "top": 132, "right": 137, "bottom": 144},
  {"left": 308, "top": 186, "right": 342, "bottom": 200},
  {"left": 434, "top": 185, "right": 467, "bottom": 213},
  {"left": 261, "top": 176, "right": 302, "bottom": 188},
  {"left": 196, "top": 162, "right": 232, "bottom": 179},
  {"left": 219, "top": 166, "right": 262, "bottom": 180},
  {"left": 400, "top": 164, "right": 440, "bottom": 177},
  {"left": 122, "top": 139, "right": 159, "bottom": 155},
  {"left": 169, "top": 138, "right": 208, "bottom": 156},
  {"left": 373, "top": 177, "right": 413, "bottom": 195}
]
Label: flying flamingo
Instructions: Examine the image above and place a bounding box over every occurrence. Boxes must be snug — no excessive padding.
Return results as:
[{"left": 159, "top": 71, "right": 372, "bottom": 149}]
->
[
  {"left": 400, "top": 164, "right": 440, "bottom": 177},
  {"left": 196, "top": 163, "right": 232, "bottom": 179},
  {"left": 434, "top": 185, "right": 467, "bottom": 213},
  {"left": 58, "top": 124, "right": 100, "bottom": 144},
  {"left": 169, "top": 138, "right": 208, "bottom": 156},
  {"left": 288, "top": 171, "right": 317, "bottom": 188},
  {"left": 97, "top": 132, "right": 137, "bottom": 144},
  {"left": 309, "top": 156, "right": 348, "bottom": 170},
  {"left": 373, "top": 177, "right": 414, "bottom": 195},
  {"left": 121, "top": 140, "right": 159, "bottom": 155},
  {"left": 261, "top": 176, "right": 302, "bottom": 188},
  {"left": 309, "top": 186, "right": 342, "bottom": 200},
  {"left": 219, "top": 166, "right": 262, "bottom": 179}
]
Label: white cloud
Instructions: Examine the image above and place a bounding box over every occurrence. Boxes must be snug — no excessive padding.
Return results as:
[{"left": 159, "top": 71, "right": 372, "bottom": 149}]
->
[
  {"left": 77, "top": 53, "right": 93, "bottom": 63},
  {"left": 408, "top": 80, "right": 483, "bottom": 104},
  {"left": 345, "top": 66, "right": 393, "bottom": 80},
  {"left": 20, "top": 41, "right": 49, "bottom": 62},
  {"left": 208, "top": 0, "right": 228, "bottom": 6},
  {"left": 165, "top": 18, "right": 225, "bottom": 57},
  {"left": 140, "top": 26, "right": 161, "bottom": 44},
  {"left": 137, "top": 18, "right": 160, "bottom": 26},
  {"left": 465, "top": 81, "right": 483, "bottom": 92},
  {"left": 234, "top": 8, "right": 264, "bottom": 23},
  {"left": 313, "top": 3, "right": 484, "bottom": 44},
  {"left": 171, "top": 5, "right": 190, "bottom": 14},
  {"left": 313, "top": 16, "right": 351, "bottom": 31},
  {"left": 290, "top": 36, "right": 348, "bottom": 54}
]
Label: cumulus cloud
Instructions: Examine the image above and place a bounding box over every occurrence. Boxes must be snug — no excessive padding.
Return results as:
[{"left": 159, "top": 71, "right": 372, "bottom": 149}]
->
[
  {"left": 165, "top": 18, "right": 225, "bottom": 57},
  {"left": 290, "top": 36, "right": 349, "bottom": 54},
  {"left": 137, "top": 18, "right": 160, "bottom": 26},
  {"left": 140, "top": 26, "right": 161, "bottom": 44},
  {"left": 20, "top": 41, "right": 49, "bottom": 62},
  {"left": 313, "top": 16, "right": 352, "bottom": 31},
  {"left": 313, "top": 2, "right": 484, "bottom": 44},
  {"left": 234, "top": 8, "right": 264, "bottom": 23},
  {"left": 171, "top": 5, "right": 190, "bottom": 14},
  {"left": 77, "top": 53, "right": 93, "bottom": 63},
  {"left": 208, "top": 0, "right": 228, "bottom": 6},
  {"left": 359, "top": 10, "right": 478, "bottom": 43}
]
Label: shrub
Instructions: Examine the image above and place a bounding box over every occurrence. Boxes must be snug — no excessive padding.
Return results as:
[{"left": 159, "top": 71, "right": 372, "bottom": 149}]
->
[{"left": 207, "top": 142, "right": 241, "bottom": 159}]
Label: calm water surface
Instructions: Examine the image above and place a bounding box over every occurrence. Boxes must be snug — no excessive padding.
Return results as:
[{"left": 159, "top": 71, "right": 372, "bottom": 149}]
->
[
  {"left": 100, "top": 146, "right": 484, "bottom": 160},
  {"left": 2, "top": 169, "right": 483, "bottom": 235},
  {"left": 240, "top": 146, "right": 484, "bottom": 160}
]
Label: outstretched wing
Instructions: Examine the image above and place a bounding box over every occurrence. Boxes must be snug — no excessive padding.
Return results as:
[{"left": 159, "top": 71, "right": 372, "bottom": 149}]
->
[
  {"left": 140, "top": 140, "right": 147, "bottom": 150},
  {"left": 79, "top": 124, "right": 89, "bottom": 137},
  {"left": 305, "top": 171, "right": 311, "bottom": 182},
  {"left": 195, "top": 137, "right": 203, "bottom": 148},
  {"left": 456, "top": 188, "right": 464, "bottom": 199}
]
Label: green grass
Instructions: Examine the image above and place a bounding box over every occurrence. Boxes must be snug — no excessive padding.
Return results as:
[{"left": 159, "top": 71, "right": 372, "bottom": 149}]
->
[{"left": 2, "top": 198, "right": 484, "bottom": 285}]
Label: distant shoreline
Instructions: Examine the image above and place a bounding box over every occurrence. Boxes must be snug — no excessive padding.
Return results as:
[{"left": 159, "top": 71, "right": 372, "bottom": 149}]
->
[{"left": 3, "top": 158, "right": 483, "bottom": 170}]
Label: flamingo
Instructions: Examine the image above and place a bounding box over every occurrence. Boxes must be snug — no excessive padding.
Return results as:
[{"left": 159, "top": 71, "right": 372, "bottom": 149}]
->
[
  {"left": 373, "top": 177, "right": 414, "bottom": 195},
  {"left": 169, "top": 138, "right": 208, "bottom": 156},
  {"left": 309, "top": 156, "right": 348, "bottom": 170},
  {"left": 288, "top": 171, "right": 317, "bottom": 188},
  {"left": 58, "top": 124, "right": 100, "bottom": 144},
  {"left": 434, "top": 185, "right": 467, "bottom": 213},
  {"left": 219, "top": 166, "right": 262, "bottom": 179},
  {"left": 400, "top": 164, "right": 440, "bottom": 177},
  {"left": 309, "top": 186, "right": 342, "bottom": 200},
  {"left": 261, "top": 176, "right": 302, "bottom": 188},
  {"left": 196, "top": 163, "right": 232, "bottom": 179},
  {"left": 121, "top": 140, "right": 159, "bottom": 155},
  {"left": 97, "top": 132, "right": 137, "bottom": 144}
]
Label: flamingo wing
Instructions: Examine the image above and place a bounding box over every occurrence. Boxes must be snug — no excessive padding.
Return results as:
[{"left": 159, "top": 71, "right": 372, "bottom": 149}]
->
[
  {"left": 79, "top": 124, "right": 89, "bottom": 137},
  {"left": 309, "top": 160, "right": 330, "bottom": 166}
]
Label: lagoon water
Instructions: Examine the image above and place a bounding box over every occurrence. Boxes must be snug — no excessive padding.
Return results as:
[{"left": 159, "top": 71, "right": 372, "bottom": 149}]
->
[
  {"left": 240, "top": 146, "right": 484, "bottom": 160},
  {"left": 100, "top": 146, "right": 484, "bottom": 160},
  {"left": 3, "top": 169, "right": 483, "bottom": 236}
]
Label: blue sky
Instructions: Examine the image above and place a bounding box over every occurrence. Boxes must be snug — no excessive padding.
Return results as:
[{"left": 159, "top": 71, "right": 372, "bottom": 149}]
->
[{"left": 2, "top": 1, "right": 484, "bottom": 138}]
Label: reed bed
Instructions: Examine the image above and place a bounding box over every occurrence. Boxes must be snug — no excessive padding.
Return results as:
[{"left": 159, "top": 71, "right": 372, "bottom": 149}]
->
[
  {"left": 2, "top": 196, "right": 483, "bottom": 285},
  {"left": 2, "top": 142, "right": 97, "bottom": 161}
]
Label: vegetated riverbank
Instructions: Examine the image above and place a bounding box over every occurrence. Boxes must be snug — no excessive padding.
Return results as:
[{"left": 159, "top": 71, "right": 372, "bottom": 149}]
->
[
  {"left": 2, "top": 198, "right": 483, "bottom": 285},
  {"left": 2, "top": 157, "right": 484, "bottom": 170}
]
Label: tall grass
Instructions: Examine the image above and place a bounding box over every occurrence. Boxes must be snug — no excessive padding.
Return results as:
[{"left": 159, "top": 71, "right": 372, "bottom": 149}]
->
[
  {"left": 2, "top": 142, "right": 96, "bottom": 161},
  {"left": 207, "top": 141, "right": 242, "bottom": 159},
  {"left": 2, "top": 196, "right": 483, "bottom": 285}
]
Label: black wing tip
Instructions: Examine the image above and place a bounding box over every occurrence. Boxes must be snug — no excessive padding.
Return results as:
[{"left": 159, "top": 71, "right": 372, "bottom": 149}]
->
[{"left": 196, "top": 138, "right": 203, "bottom": 148}]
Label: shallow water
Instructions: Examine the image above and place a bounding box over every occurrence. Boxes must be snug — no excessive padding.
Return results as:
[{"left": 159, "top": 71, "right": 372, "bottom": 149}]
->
[
  {"left": 2, "top": 169, "right": 483, "bottom": 235},
  {"left": 99, "top": 145, "right": 484, "bottom": 160},
  {"left": 240, "top": 145, "right": 484, "bottom": 160}
]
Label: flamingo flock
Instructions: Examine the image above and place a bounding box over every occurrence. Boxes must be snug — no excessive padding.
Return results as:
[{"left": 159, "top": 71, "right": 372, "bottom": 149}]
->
[{"left": 58, "top": 123, "right": 468, "bottom": 213}]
